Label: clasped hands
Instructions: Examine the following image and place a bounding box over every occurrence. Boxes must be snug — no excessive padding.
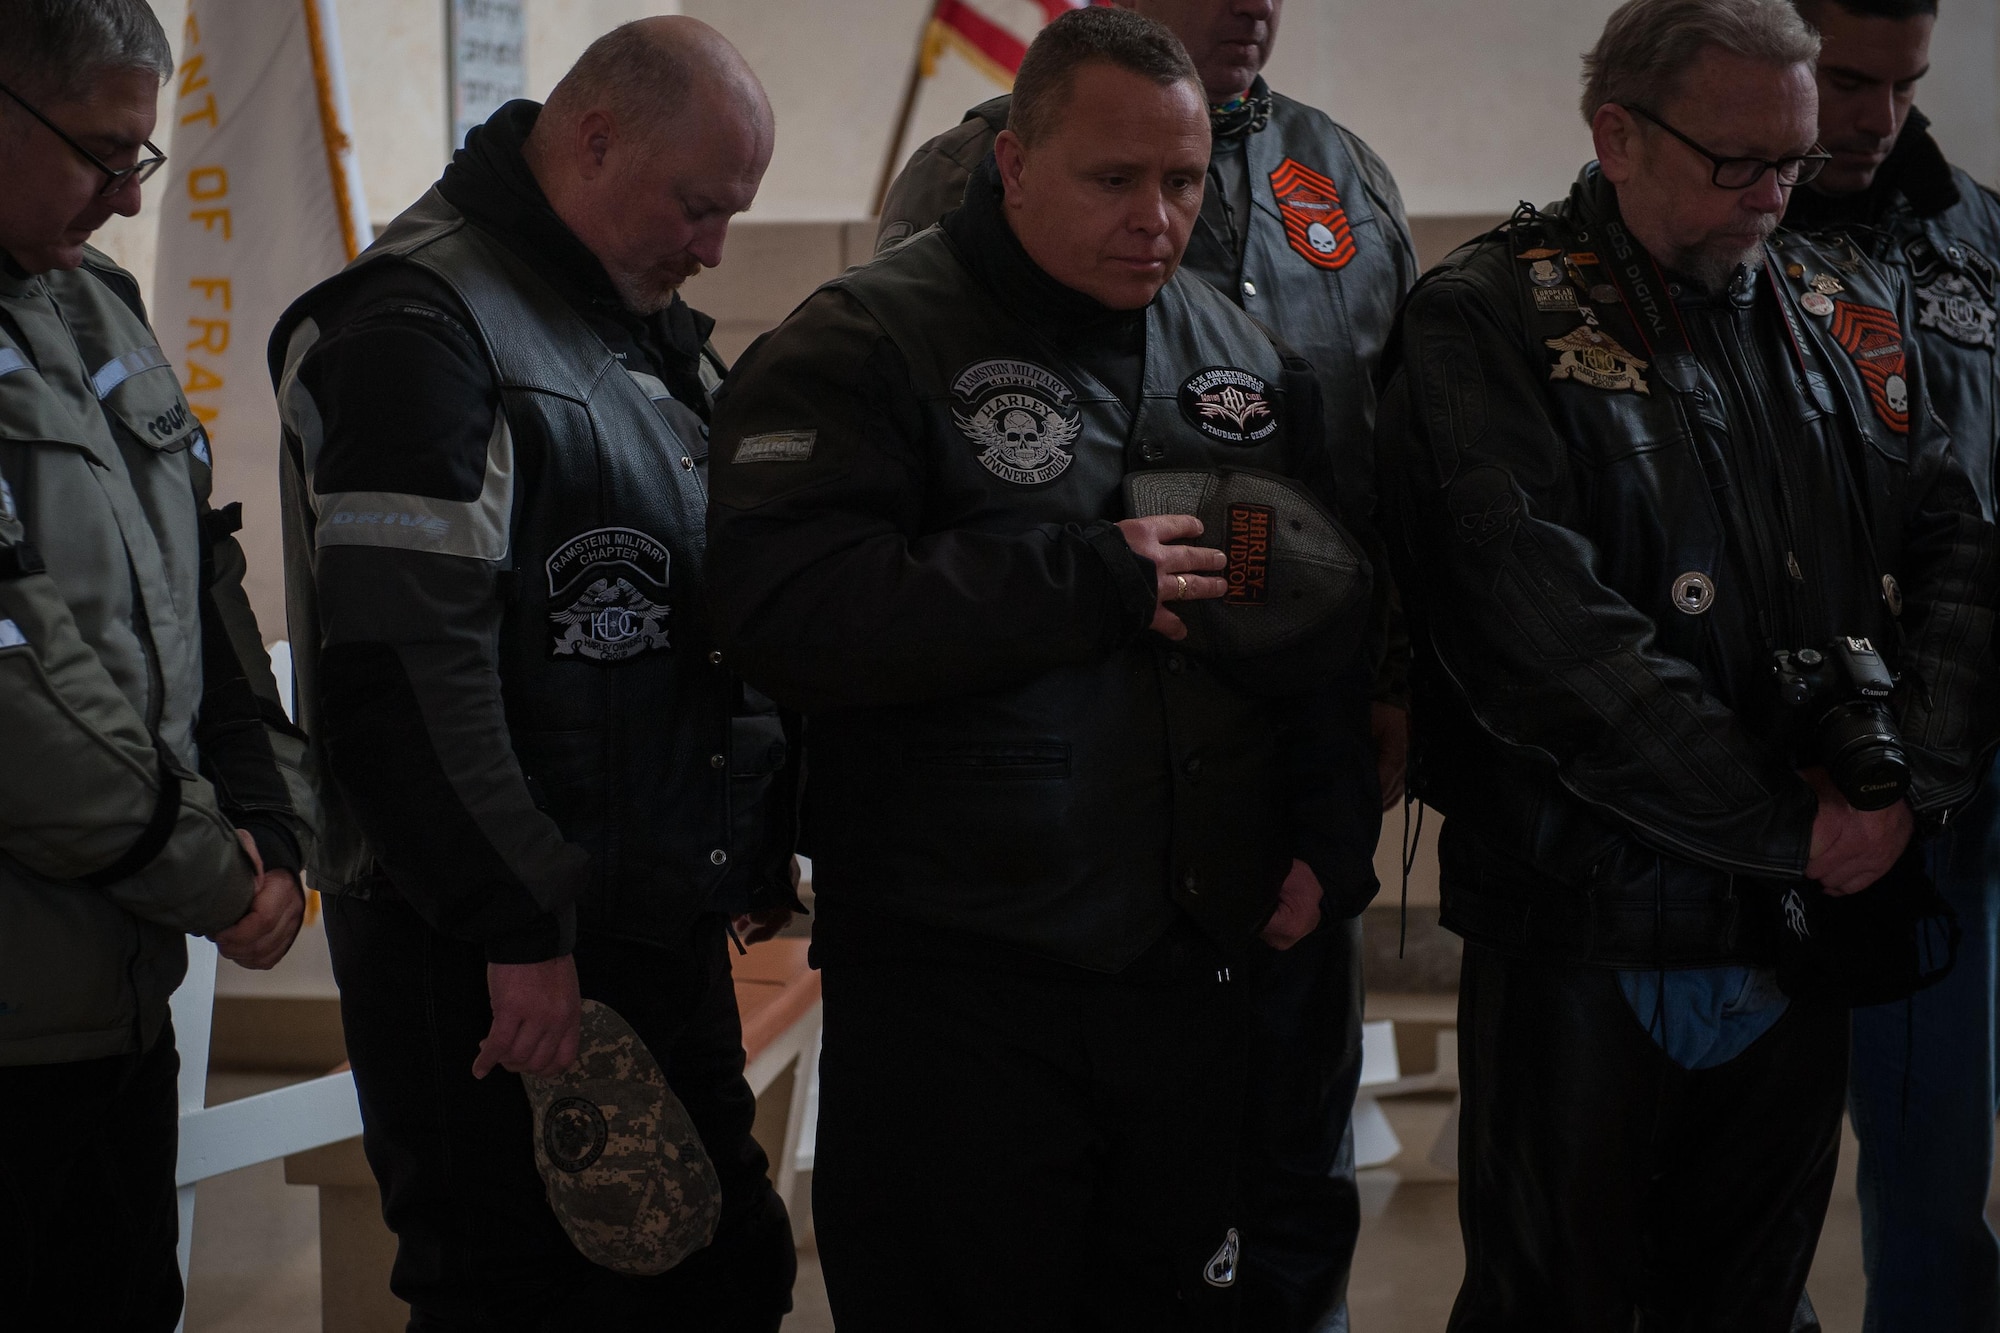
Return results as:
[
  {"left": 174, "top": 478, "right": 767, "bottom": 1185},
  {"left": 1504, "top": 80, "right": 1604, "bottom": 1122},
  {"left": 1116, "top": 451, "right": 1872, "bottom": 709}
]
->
[{"left": 207, "top": 828, "right": 306, "bottom": 970}]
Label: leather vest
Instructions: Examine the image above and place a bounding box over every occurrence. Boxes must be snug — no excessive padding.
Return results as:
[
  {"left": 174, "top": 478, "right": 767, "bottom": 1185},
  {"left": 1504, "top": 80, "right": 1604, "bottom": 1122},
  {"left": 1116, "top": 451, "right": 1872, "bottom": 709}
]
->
[
  {"left": 1182, "top": 91, "right": 1413, "bottom": 527},
  {"left": 276, "top": 190, "right": 760, "bottom": 939},
  {"left": 1806, "top": 167, "right": 2000, "bottom": 521},
  {"left": 803, "top": 228, "right": 1341, "bottom": 969}
]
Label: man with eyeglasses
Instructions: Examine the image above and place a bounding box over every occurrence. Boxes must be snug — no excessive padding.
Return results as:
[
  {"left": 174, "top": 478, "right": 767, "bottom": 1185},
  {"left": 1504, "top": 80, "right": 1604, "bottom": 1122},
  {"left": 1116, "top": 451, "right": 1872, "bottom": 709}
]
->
[
  {"left": 1375, "top": 0, "right": 1996, "bottom": 1326},
  {"left": 1781, "top": 6, "right": 2000, "bottom": 1328},
  {"left": 0, "top": 2, "right": 315, "bottom": 1328}
]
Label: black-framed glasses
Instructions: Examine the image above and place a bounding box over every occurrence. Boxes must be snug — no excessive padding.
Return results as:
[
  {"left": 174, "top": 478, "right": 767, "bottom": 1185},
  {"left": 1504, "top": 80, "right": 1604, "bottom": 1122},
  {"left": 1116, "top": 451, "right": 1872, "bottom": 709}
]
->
[
  {"left": 1624, "top": 104, "right": 1830, "bottom": 189},
  {"left": 0, "top": 79, "right": 165, "bottom": 197}
]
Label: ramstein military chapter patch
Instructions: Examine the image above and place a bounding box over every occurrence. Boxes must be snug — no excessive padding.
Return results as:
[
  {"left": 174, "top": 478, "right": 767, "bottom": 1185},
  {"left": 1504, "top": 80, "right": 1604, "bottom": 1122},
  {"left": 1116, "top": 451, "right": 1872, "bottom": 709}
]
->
[
  {"left": 1828, "top": 301, "right": 1911, "bottom": 434},
  {"left": 1546, "top": 325, "right": 1650, "bottom": 394},
  {"left": 1180, "top": 366, "right": 1280, "bottom": 445},
  {"left": 1269, "top": 158, "right": 1357, "bottom": 270},
  {"left": 546, "top": 527, "right": 673, "bottom": 661},
  {"left": 951, "top": 358, "right": 1081, "bottom": 485}
]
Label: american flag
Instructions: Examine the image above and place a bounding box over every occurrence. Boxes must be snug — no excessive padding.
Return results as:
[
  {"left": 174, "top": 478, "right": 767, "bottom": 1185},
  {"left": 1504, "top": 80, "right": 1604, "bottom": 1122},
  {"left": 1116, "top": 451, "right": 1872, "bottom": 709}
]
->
[{"left": 921, "top": 0, "right": 1113, "bottom": 85}]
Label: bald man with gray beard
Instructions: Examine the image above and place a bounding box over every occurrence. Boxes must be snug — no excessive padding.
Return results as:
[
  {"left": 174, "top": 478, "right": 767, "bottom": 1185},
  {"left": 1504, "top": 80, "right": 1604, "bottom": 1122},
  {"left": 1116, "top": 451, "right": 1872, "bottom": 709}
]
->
[{"left": 273, "top": 20, "right": 800, "bottom": 1328}]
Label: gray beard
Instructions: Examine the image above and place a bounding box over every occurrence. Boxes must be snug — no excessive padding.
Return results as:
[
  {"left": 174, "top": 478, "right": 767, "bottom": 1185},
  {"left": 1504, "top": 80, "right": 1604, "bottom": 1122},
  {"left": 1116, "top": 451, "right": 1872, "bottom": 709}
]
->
[
  {"left": 1670, "top": 238, "right": 1769, "bottom": 296},
  {"left": 603, "top": 262, "right": 683, "bottom": 316}
]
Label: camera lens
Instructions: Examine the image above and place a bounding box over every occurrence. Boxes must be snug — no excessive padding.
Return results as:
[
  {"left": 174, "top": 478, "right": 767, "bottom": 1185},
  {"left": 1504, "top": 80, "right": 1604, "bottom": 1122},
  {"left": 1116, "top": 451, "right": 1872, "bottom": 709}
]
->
[{"left": 1819, "top": 700, "right": 1910, "bottom": 810}]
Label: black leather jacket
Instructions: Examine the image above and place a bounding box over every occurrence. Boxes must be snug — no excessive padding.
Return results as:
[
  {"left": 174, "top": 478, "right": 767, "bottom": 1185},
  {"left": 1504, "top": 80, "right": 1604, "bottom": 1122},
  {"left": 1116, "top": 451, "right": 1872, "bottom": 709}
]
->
[
  {"left": 709, "top": 177, "right": 1371, "bottom": 973},
  {"left": 1788, "top": 111, "right": 2000, "bottom": 520},
  {"left": 1378, "top": 167, "right": 1998, "bottom": 967}
]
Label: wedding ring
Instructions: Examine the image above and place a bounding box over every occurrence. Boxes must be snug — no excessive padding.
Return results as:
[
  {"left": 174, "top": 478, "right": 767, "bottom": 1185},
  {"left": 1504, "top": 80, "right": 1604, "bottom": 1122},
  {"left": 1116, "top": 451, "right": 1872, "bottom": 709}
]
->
[{"left": 1175, "top": 574, "right": 1189, "bottom": 600}]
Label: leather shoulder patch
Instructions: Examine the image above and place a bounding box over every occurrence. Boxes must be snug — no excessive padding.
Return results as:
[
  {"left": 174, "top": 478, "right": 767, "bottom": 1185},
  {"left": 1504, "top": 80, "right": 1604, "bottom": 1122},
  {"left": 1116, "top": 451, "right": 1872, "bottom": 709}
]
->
[
  {"left": 1268, "top": 158, "right": 1357, "bottom": 271},
  {"left": 1827, "top": 301, "right": 1911, "bottom": 434}
]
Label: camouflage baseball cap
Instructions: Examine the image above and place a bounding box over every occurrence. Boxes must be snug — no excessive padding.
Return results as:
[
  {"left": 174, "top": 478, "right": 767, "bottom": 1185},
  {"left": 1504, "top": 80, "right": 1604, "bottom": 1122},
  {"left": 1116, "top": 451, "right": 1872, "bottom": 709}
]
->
[{"left": 522, "top": 999, "right": 722, "bottom": 1275}]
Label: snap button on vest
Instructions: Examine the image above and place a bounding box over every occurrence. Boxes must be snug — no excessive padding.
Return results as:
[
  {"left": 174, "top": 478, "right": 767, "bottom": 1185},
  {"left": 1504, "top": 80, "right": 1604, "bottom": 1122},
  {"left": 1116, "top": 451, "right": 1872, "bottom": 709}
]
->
[
  {"left": 1241, "top": 280, "right": 1258, "bottom": 298},
  {"left": 709, "top": 849, "right": 728, "bottom": 866}
]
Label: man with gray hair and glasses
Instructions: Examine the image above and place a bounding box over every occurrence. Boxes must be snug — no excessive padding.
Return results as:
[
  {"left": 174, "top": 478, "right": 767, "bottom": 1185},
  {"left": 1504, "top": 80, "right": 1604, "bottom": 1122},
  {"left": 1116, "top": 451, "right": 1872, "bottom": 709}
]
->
[
  {"left": 0, "top": 1, "right": 316, "bottom": 1328},
  {"left": 1376, "top": 0, "right": 1997, "bottom": 1325}
]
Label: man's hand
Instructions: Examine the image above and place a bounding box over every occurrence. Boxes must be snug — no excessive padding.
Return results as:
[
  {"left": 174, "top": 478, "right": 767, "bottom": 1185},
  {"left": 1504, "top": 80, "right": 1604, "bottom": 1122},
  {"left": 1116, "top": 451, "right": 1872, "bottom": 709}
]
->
[
  {"left": 1802, "top": 768, "right": 1914, "bottom": 896},
  {"left": 210, "top": 830, "right": 307, "bottom": 971},
  {"left": 1260, "top": 859, "right": 1324, "bottom": 951},
  {"left": 1372, "top": 703, "right": 1409, "bottom": 810},
  {"left": 474, "top": 955, "right": 582, "bottom": 1080},
  {"left": 1114, "top": 515, "right": 1228, "bottom": 641}
]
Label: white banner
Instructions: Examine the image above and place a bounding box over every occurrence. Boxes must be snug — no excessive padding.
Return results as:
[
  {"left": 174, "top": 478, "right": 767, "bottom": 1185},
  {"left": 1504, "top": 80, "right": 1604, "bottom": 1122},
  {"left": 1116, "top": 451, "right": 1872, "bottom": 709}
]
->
[{"left": 153, "top": 0, "right": 369, "bottom": 635}]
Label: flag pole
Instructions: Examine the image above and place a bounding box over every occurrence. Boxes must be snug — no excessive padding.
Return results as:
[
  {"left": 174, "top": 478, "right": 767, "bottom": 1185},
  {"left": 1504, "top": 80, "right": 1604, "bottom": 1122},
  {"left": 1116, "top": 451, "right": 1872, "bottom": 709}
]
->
[{"left": 872, "top": 4, "right": 938, "bottom": 219}]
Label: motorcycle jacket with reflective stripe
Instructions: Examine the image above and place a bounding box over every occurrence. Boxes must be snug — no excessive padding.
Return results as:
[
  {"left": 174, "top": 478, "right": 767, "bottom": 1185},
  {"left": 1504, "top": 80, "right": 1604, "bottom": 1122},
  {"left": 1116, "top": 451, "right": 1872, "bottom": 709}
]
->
[
  {"left": 275, "top": 185, "right": 792, "bottom": 954},
  {"left": 1377, "top": 166, "right": 1998, "bottom": 967},
  {"left": 710, "top": 207, "right": 1372, "bottom": 973}
]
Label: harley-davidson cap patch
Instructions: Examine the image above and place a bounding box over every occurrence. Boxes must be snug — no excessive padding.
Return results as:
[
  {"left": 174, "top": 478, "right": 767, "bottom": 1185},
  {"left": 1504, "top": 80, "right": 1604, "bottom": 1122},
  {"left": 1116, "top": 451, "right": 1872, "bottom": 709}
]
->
[
  {"left": 1225, "top": 503, "right": 1274, "bottom": 605},
  {"left": 546, "top": 527, "right": 673, "bottom": 662},
  {"left": 1269, "top": 158, "right": 1357, "bottom": 271},
  {"left": 1180, "top": 366, "right": 1280, "bottom": 445},
  {"left": 1828, "top": 301, "right": 1910, "bottom": 434}
]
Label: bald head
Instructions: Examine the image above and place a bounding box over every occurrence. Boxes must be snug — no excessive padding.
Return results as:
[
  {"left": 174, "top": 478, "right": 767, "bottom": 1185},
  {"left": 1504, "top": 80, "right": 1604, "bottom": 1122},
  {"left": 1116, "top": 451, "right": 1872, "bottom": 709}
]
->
[{"left": 526, "top": 17, "right": 774, "bottom": 313}]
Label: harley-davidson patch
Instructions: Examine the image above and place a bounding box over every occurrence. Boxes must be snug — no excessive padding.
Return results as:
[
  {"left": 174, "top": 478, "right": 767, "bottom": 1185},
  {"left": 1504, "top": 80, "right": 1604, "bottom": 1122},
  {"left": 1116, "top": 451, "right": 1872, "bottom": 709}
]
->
[
  {"left": 951, "top": 358, "right": 1082, "bottom": 486},
  {"left": 1225, "top": 503, "right": 1274, "bottom": 605},
  {"left": 1828, "top": 301, "right": 1911, "bottom": 433},
  {"left": 1546, "top": 326, "right": 1649, "bottom": 394},
  {"left": 1915, "top": 270, "right": 1996, "bottom": 350},
  {"left": 1179, "top": 367, "right": 1279, "bottom": 445},
  {"left": 546, "top": 526, "right": 673, "bottom": 662},
  {"left": 1269, "top": 158, "right": 1356, "bottom": 271}
]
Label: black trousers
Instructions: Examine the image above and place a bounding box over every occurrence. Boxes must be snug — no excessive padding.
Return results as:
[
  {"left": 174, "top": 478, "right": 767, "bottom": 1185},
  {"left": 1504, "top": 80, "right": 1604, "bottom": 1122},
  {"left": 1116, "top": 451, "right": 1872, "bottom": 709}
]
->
[
  {"left": 812, "top": 950, "right": 1246, "bottom": 1333},
  {"left": 0, "top": 1017, "right": 185, "bottom": 1332},
  {"left": 1239, "top": 915, "right": 1365, "bottom": 1333},
  {"left": 1451, "top": 942, "right": 1848, "bottom": 1333},
  {"left": 326, "top": 896, "right": 795, "bottom": 1332}
]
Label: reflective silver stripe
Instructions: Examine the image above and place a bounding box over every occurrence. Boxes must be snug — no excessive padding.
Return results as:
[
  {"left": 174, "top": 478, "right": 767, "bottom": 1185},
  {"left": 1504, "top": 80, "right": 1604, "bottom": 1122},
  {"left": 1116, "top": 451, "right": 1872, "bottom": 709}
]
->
[
  {"left": 316, "top": 413, "right": 514, "bottom": 560},
  {"left": 91, "top": 344, "right": 171, "bottom": 399},
  {"left": 625, "top": 369, "right": 673, "bottom": 402},
  {"left": 0, "top": 349, "right": 29, "bottom": 379}
]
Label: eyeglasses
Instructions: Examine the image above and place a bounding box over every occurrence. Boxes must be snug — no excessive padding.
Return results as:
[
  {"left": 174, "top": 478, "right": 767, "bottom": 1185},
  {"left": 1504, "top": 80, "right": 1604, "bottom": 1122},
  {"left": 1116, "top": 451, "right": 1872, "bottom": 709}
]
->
[
  {"left": 1623, "top": 105, "right": 1830, "bottom": 190},
  {"left": 0, "top": 79, "right": 166, "bottom": 197}
]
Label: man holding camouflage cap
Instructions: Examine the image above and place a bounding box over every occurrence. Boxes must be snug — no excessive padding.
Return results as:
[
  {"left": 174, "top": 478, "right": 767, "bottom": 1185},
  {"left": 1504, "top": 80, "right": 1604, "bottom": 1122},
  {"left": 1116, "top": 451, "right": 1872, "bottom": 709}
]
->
[{"left": 275, "top": 17, "right": 799, "bottom": 1329}]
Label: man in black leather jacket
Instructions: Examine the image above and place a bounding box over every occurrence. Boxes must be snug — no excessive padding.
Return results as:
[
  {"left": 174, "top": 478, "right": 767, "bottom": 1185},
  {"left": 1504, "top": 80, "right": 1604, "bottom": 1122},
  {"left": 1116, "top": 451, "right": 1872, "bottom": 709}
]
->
[
  {"left": 273, "top": 22, "right": 800, "bottom": 1329},
  {"left": 710, "top": 10, "right": 1367, "bottom": 1329},
  {"left": 1785, "top": 3, "right": 2000, "bottom": 1328},
  {"left": 1376, "top": 0, "right": 1996, "bottom": 1326},
  {"left": 878, "top": 7, "right": 1413, "bottom": 1323}
]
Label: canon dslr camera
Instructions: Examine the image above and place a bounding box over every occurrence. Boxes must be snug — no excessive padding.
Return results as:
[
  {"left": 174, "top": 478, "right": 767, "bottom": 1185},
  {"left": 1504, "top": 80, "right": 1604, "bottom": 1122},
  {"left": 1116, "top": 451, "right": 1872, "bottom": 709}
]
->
[{"left": 1772, "top": 636, "right": 1909, "bottom": 810}]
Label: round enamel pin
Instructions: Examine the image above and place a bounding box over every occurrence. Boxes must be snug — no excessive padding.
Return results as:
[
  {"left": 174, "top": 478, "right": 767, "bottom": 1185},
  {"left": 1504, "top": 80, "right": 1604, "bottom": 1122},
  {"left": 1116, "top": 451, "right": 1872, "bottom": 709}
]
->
[{"left": 1801, "top": 292, "right": 1835, "bottom": 317}]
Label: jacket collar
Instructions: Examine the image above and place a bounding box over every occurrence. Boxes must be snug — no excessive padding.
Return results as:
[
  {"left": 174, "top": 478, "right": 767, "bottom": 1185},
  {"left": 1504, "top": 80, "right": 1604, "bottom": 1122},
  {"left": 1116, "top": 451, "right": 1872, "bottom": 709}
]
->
[
  {"left": 1787, "top": 108, "right": 1960, "bottom": 230},
  {"left": 941, "top": 154, "right": 1146, "bottom": 349}
]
